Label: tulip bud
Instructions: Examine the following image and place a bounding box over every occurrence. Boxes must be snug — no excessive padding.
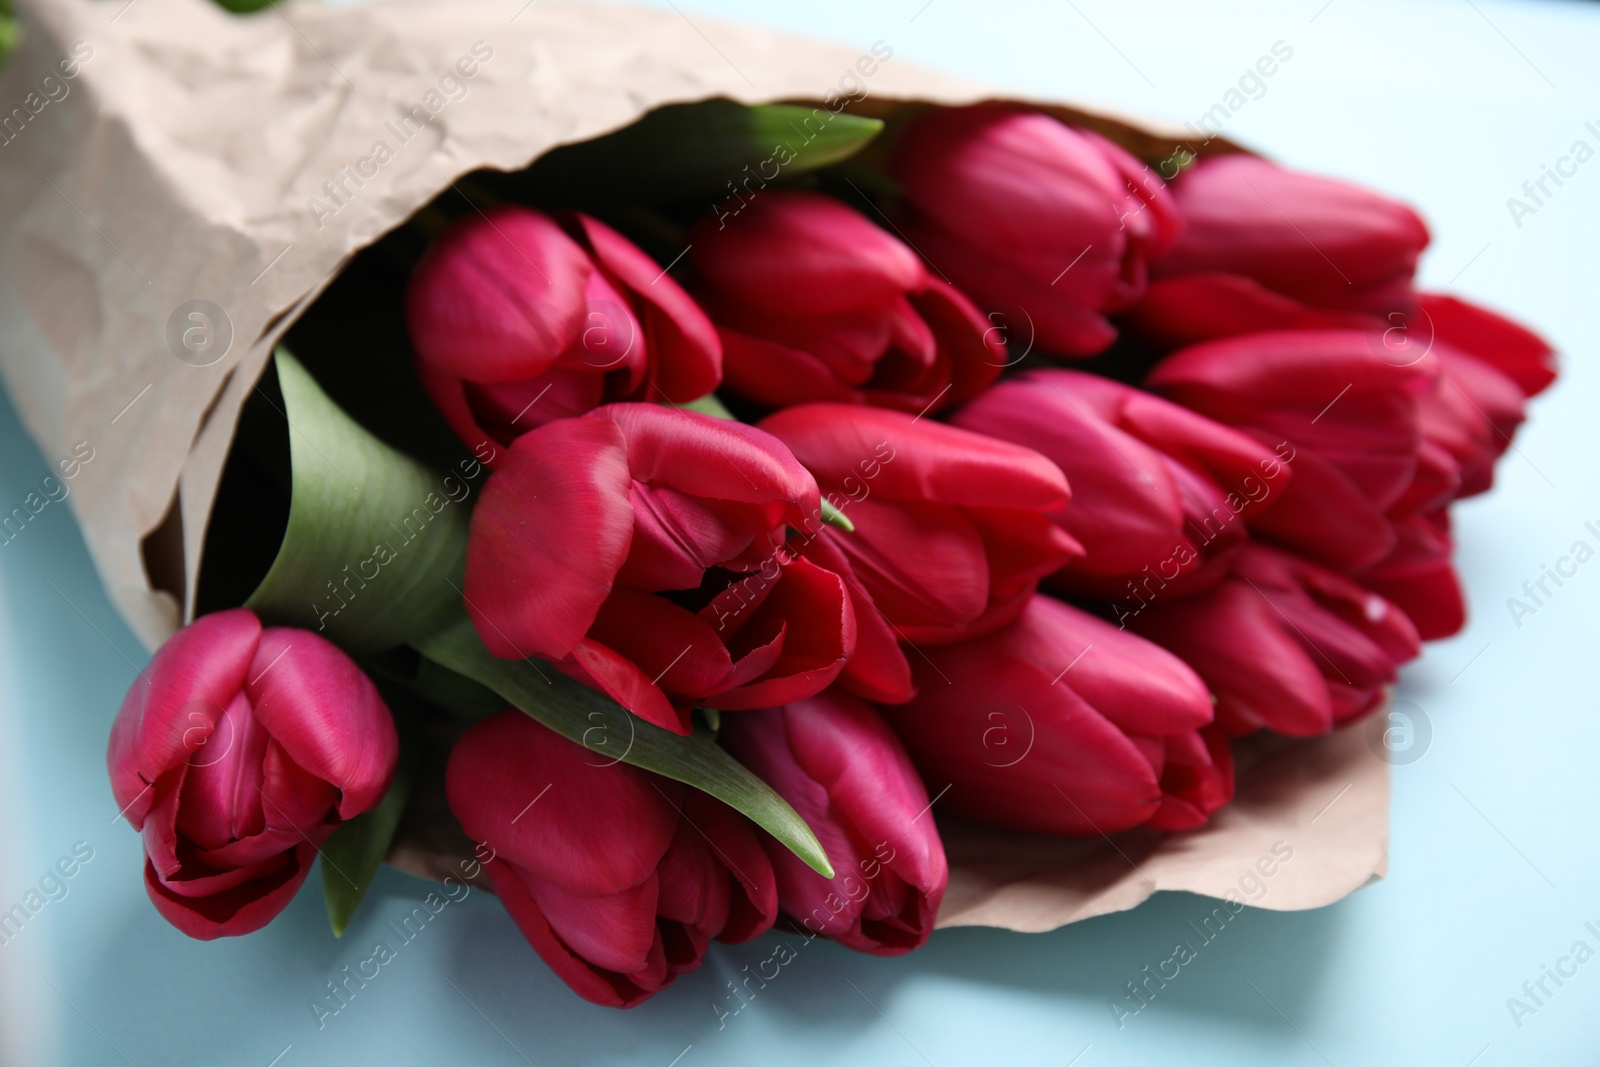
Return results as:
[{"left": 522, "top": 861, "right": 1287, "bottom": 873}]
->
[
  {"left": 688, "top": 191, "right": 1004, "bottom": 415},
  {"left": 952, "top": 369, "right": 1287, "bottom": 603},
  {"left": 1417, "top": 292, "right": 1557, "bottom": 399},
  {"left": 720, "top": 690, "right": 947, "bottom": 954},
  {"left": 1147, "top": 329, "right": 1437, "bottom": 572},
  {"left": 891, "top": 102, "right": 1180, "bottom": 356},
  {"left": 757, "top": 403, "right": 1080, "bottom": 704},
  {"left": 107, "top": 609, "right": 398, "bottom": 939},
  {"left": 880, "top": 596, "right": 1226, "bottom": 835},
  {"left": 1130, "top": 543, "right": 1420, "bottom": 737},
  {"left": 407, "top": 206, "right": 721, "bottom": 454},
  {"left": 1149, "top": 154, "right": 1429, "bottom": 318},
  {"left": 1354, "top": 510, "right": 1465, "bottom": 642},
  {"left": 446, "top": 711, "right": 776, "bottom": 1007},
  {"left": 463, "top": 403, "right": 855, "bottom": 734}
]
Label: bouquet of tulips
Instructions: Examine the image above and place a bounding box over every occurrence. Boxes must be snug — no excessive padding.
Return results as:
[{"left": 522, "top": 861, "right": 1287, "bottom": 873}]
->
[{"left": 101, "top": 95, "right": 1553, "bottom": 1009}]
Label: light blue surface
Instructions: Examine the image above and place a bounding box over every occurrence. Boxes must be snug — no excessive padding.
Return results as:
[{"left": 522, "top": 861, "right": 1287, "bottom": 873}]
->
[{"left": 3, "top": 0, "right": 1599, "bottom": 1063}]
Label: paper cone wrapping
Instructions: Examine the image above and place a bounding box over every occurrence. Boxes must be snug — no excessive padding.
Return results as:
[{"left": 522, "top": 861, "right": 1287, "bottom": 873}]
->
[{"left": 0, "top": 0, "right": 1387, "bottom": 931}]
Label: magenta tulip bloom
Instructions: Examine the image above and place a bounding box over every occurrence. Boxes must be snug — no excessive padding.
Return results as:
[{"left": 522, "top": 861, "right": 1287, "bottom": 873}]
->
[
  {"left": 408, "top": 206, "right": 721, "bottom": 454},
  {"left": 1419, "top": 344, "right": 1526, "bottom": 501},
  {"left": 1131, "top": 543, "right": 1420, "bottom": 737},
  {"left": 463, "top": 403, "right": 855, "bottom": 735},
  {"left": 880, "top": 596, "right": 1226, "bottom": 835},
  {"left": 1419, "top": 292, "right": 1557, "bottom": 398},
  {"left": 952, "top": 369, "right": 1289, "bottom": 604},
  {"left": 447, "top": 711, "right": 776, "bottom": 1008},
  {"left": 719, "top": 690, "right": 947, "bottom": 954},
  {"left": 688, "top": 191, "right": 1004, "bottom": 415},
  {"left": 757, "top": 403, "right": 1080, "bottom": 705},
  {"left": 891, "top": 102, "right": 1180, "bottom": 356},
  {"left": 1148, "top": 154, "right": 1430, "bottom": 318},
  {"left": 1355, "top": 510, "right": 1466, "bottom": 642},
  {"left": 1147, "top": 330, "right": 1438, "bottom": 572},
  {"left": 107, "top": 609, "right": 397, "bottom": 939}
]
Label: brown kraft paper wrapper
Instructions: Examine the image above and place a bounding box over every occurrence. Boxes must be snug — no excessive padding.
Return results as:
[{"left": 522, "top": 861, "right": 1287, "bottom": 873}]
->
[{"left": 0, "top": 0, "right": 1388, "bottom": 931}]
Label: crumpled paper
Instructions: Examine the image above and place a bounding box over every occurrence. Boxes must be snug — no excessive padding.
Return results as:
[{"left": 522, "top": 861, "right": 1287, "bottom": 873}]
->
[{"left": 0, "top": 0, "right": 1386, "bottom": 931}]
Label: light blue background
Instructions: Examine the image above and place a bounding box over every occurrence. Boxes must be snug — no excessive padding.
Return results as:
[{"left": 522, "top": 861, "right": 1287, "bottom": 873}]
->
[{"left": 3, "top": 0, "right": 1598, "bottom": 1063}]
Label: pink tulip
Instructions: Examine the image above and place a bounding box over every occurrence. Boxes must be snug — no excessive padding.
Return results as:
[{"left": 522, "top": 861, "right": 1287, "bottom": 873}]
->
[
  {"left": 1147, "top": 330, "right": 1438, "bottom": 572},
  {"left": 1147, "top": 154, "right": 1429, "bottom": 319},
  {"left": 951, "top": 369, "right": 1288, "bottom": 603},
  {"left": 1130, "top": 543, "right": 1420, "bottom": 737},
  {"left": 890, "top": 102, "right": 1180, "bottom": 356},
  {"left": 463, "top": 403, "right": 855, "bottom": 735},
  {"left": 719, "top": 690, "right": 947, "bottom": 954},
  {"left": 1355, "top": 510, "right": 1466, "bottom": 642},
  {"left": 879, "top": 596, "right": 1227, "bottom": 835},
  {"left": 107, "top": 609, "right": 397, "bottom": 939},
  {"left": 447, "top": 711, "right": 775, "bottom": 1007},
  {"left": 688, "top": 191, "right": 1004, "bottom": 415},
  {"left": 407, "top": 206, "right": 721, "bottom": 454},
  {"left": 756, "top": 403, "right": 1079, "bottom": 704},
  {"left": 1418, "top": 292, "right": 1557, "bottom": 399}
]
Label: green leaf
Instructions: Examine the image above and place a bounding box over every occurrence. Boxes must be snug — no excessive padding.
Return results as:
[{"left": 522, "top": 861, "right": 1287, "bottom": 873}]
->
[
  {"left": 673, "top": 392, "right": 737, "bottom": 421},
  {"left": 516, "top": 100, "right": 884, "bottom": 206},
  {"left": 819, "top": 498, "right": 855, "bottom": 532},
  {"left": 413, "top": 613, "right": 835, "bottom": 879},
  {"left": 244, "top": 350, "right": 473, "bottom": 654},
  {"left": 321, "top": 761, "right": 412, "bottom": 937}
]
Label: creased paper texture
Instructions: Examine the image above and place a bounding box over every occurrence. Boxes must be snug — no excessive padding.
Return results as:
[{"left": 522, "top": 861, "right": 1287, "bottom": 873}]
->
[{"left": 0, "top": 0, "right": 1381, "bottom": 930}]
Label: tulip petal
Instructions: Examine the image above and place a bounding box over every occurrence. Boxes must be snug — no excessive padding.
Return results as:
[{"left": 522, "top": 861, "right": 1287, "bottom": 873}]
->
[
  {"left": 465, "top": 415, "right": 634, "bottom": 660},
  {"left": 142, "top": 844, "right": 313, "bottom": 940},
  {"left": 245, "top": 628, "right": 397, "bottom": 821},
  {"left": 444, "top": 712, "right": 680, "bottom": 895},
  {"left": 108, "top": 608, "right": 262, "bottom": 831},
  {"left": 478, "top": 858, "right": 668, "bottom": 1008}
]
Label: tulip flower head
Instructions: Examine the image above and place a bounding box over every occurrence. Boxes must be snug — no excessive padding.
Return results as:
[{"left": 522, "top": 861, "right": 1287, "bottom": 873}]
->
[
  {"left": 758, "top": 402, "right": 1081, "bottom": 704},
  {"left": 720, "top": 690, "right": 948, "bottom": 954},
  {"left": 689, "top": 190, "right": 1005, "bottom": 415},
  {"left": 447, "top": 711, "right": 776, "bottom": 1007},
  {"left": 891, "top": 102, "right": 1181, "bottom": 357},
  {"left": 881, "top": 596, "right": 1227, "bottom": 835},
  {"left": 408, "top": 205, "right": 722, "bottom": 455},
  {"left": 953, "top": 369, "right": 1289, "bottom": 603},
  {"left": 107, "top": 609, "right": 398, "bottom": 939},
  {"left": 1131, "top": 542, "right": 1421, "bottom": 737},
  {"left": 463, "top": 403, "right": 856, "bottom": 734},
  {"left": 1147, "top": 329, "right": 1438, "bottom": 573}
]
